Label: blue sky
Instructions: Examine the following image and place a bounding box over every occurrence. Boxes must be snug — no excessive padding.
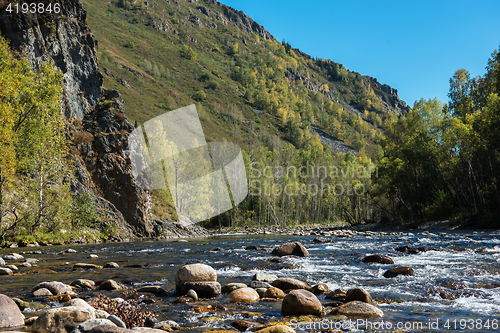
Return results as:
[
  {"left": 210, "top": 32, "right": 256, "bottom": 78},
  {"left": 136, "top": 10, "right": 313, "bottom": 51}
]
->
[{"left": 221, "top": 0, "right": 500, "bottom": 108}]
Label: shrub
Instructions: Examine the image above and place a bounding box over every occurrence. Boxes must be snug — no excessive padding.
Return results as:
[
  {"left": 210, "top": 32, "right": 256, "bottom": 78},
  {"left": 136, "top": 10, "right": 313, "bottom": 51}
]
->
[
  {"left": 73, "top": 132, "right": 94, "bottom": 145},
  {"left": 92, "top": 295, "right": 156, "bottom": 328}
]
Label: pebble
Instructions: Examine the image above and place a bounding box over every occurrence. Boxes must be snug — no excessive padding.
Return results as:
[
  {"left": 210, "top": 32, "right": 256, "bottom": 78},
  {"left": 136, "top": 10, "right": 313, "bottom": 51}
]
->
[{"left": 186, "top": 289, "right": 198, "bottom": 301}]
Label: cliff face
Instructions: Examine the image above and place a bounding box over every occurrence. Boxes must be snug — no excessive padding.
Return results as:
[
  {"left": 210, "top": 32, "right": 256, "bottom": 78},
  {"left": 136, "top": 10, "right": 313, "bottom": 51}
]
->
[
  {"left": 0, "top": 1, "right": 196, "bottom": 238},
  {"left": 0, "top": 0, "right": 102, "bottom": 119}
]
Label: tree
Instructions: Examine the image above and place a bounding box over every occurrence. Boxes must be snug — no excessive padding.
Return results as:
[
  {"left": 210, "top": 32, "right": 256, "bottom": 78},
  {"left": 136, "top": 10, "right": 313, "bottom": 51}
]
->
[
  {"left": 0, "top": 34, "right": 72, "bottom": 238},
  {"left": 181, "top": 45, "right": 197, "bottom": 60},
  {"left": 0, "top": 35, "right": 21, "bottom": 229}
]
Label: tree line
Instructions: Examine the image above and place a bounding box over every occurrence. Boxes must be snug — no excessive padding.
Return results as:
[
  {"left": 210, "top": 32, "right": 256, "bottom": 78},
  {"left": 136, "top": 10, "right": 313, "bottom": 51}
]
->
[{"left": 0, "top": 35, "right": 101, "bottom": 245}]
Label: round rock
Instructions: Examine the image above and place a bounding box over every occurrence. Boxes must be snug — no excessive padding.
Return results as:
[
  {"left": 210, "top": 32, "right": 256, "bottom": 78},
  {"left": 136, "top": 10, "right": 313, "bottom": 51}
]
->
[
  {"left": 361, "top": 254, "right": 394, "bottom": 264},
  {"left": 263, "top": 287, "right": 285, "bottom": 299},
  {"left": 383, "top": 267, "right": 415, "bottom": 278},
  {"left": 335, "top": 300, "right": 383, "bottom": 318},
  {"left": 186, "top": 289, "right": 198, "bottom": 301},
  {"left": 272, "top": 277, "right": 308, "bottom": 291},
  {"left": 309, "top": 283, "right": 329, "bottom": 294},
  {"left": 345, "top": 287, "right": 374, "bottom": 304},
  {"left": 281, "top": 289, "right": 322, "bottom": 316},
  {"left": 174, "top": 263, "right": 217, "bottom": 293},
  {"left": 228, "top": 287, "right": 260, "bottom": 303}
]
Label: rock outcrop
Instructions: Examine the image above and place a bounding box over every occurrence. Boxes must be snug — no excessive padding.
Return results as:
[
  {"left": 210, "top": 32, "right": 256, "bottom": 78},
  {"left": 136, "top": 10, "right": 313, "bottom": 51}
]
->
[
  {"left": 0, "top": 1, "right": 208, "bottom": 238},
  {"left": 0, "top": 0, "right": 101, "bottom": 119}
]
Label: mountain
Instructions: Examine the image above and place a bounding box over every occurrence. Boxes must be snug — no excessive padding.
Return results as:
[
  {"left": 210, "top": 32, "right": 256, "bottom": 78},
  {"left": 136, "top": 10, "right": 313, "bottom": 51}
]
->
[{"left": 0, "top": 0, "right": 410, "bottom": 236}]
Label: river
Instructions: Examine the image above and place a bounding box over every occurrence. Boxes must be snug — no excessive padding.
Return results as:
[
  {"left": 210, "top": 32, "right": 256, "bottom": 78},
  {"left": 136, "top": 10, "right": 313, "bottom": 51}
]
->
[{"left": 1, "top": 230, "right": 500, "bottom": 332}]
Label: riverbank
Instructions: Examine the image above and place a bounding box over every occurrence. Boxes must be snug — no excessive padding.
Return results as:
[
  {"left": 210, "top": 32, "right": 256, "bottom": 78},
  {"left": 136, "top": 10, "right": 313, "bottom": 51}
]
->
[
  {"left": 1, "top": 231, "right": 499, "bottom": 332},
  {"left": 209, "top": 220, "right": 462, "bottom": 238},
  {"left": 0, "top": 219, "right": 470, "bottom": 250}
]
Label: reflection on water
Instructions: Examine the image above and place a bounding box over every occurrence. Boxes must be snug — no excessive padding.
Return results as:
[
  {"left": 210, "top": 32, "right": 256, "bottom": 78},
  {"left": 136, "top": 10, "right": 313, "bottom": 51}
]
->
[{"left": 1, "top": 230, "right": 500, "bottom": 332}]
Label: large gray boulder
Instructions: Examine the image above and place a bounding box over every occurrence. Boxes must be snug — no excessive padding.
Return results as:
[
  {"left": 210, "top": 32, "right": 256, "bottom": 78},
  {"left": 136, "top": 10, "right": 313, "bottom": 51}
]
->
[
  {"left": 71, "top": 319, "right": 117, "bottom": 333},
  {"left": 174, "top": 263, "right": 217, "bottom": 294},
  {"left": 0, "top": 294, "right": 25, "bottom": 328},
  {"left": 32, "top": 306, "right": 96, "bottom": 333},
  {"left": 33, "top": 282, "right": 75, "bottom": 296},
  {"left": 178, "top": 281, "right": 221, "bottom": 298}
]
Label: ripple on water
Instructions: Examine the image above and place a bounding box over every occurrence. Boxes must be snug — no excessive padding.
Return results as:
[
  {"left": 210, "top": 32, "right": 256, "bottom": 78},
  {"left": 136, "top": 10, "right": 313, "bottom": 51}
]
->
[{"left": 1, "top": 231, "right": 500, "bottom": 332}]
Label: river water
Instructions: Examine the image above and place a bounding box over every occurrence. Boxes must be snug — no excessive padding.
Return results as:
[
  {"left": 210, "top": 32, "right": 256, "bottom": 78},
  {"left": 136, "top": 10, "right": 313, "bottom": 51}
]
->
[{"left": 1, "top": 230, "right": 500, "bottom": 332}]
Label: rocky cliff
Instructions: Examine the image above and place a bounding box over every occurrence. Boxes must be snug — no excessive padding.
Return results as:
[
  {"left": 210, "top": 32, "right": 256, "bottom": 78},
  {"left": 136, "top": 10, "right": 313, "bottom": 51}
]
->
[
  {"left": 0, "top": 0, "right": 207, "bottom": 239},
  {"left": 0, "top": 0, "right": 101, "bottom": 119}
]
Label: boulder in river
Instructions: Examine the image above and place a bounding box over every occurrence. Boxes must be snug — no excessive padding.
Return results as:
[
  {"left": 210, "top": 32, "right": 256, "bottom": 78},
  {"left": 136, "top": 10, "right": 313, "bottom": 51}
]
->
[
  {"left": 32, "top": 306, "right": 96, "bottom": 333},
  {"left": 345, "top": 287, "right": 374, "bottom": 304},
  {"left": 174, "top": 263, "right": 217, "bottom": 294},
  {"left": 361, "top": 254, "right": 394, "bottom": 264},
  {"left": 71, "top": 279, "right": 96, "bottom": 289},
  {"left": 271, "top": 242, "right": 309, "bottom": 257},
  {"left": 0, "top": 257, "right": 5, "bottom": 265},
  {"left": 308, "top": 283, "right": 329, "bottom": 294},
  {"left": 281, "top": 289, "right": 322, "bottom": 316},
  {"left": 33, "top": 288, "right": 53, "bottom": 297},
  {"left": 222, "top": 283, "right": 247, "bottom": 294},
  {"left": 33, "top": 281, "right": 75, "bottom": 296},
  {"left": 272, "top": 277, "right": 308, "bottom": 291},
  {"left": 72, "top": 319, "right": 117, "bottom": 333},
  {"left": 313, "top": 237, "right": 334, "bottom": 243},
  {"left": 383, "top": 267, "right": 415, "bottom": 278},
  {"left": 0, "top": 294, "right": 25, "bottom": 328},
  {"left": 250, "top": 281, "right": 272, "bottom": 289},
  {"left": 263, "top": 287, "right": 285, "bottom": 299},
  {"left": 179, "top": 281, "right": 221, "bottom": 298},
  {"left": 252, "top": 272, "right": 278, "bottom": 282},
  {"left": 228, "top": 287, "right": 260, "bottom": 303},
  {"left": 97, "top": 280, "right": 122, "bottom": 291},
  {"left": 394, "top": 245, "right": 429, "bottom": 254},
  {"left": 335, "top": 300, "right": 383, "bottom": 318}
]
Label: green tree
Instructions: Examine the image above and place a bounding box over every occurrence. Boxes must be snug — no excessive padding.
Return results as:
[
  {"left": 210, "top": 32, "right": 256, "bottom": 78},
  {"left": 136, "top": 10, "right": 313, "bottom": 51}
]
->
[
  {"left": 0, "top": 34, "right": 73, "bottom": 238},
  {"left": 181, "top": 45, "right": 197, "bottom": 60}
]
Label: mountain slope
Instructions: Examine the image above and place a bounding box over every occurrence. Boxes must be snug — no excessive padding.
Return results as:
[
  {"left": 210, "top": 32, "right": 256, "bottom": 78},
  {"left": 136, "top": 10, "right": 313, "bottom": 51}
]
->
[
  {"left": 78, "top": 0, "right": 409, "bottom": 225},
  {"left": 82, "top": 0, "right": 408, "bottom": 149}
]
